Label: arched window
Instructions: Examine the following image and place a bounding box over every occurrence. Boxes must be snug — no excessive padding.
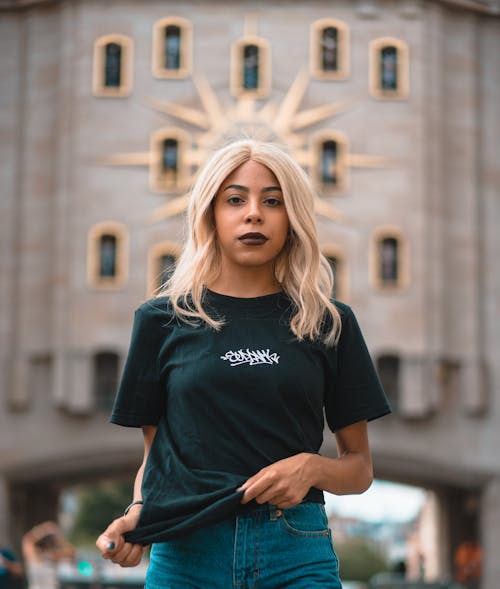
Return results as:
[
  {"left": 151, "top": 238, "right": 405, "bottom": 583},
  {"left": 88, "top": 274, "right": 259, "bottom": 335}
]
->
[
  {"left": 93, "top": 35, "right": 133, "bottom": 97},
  {"left": 104, "top": 43, "right": 122, "bottom": 87},
  {"left": 370, "top": 37, "right": 409, "bottom": 99},
  {"left": 321, "top": 140, "right": 339, "bottom": 185},
  {"left": 377, "top": 354, "right": 400, "bottom": 410},
  {"left": 310, "top": 19, "right": 349, "bottom": 80},
  {"left": 150, "top": 128, "right": 188, "bottom": 193},
  {"left": 153, "top": 17, "right": 192, "bottom": 78},
  {"left": 99, "top": 234, "right": 117, "bottom": 278},
  {"left": 87, "top": 222, "right": 128, "bottom": 289},
  {"left": 162, "top": 138, "right": 179, "bottom": 184},
  {"left": 231, "top": 37, "right": 271, "bottom": 98},
  {"left": 370, "top": 227, "right": 409, "bottom": 290},
  {"left": 380, "top": 237, "right": 399, "bottom": 283},
  {"left": 312, "top": 132, "right": 347, "bottom": 192},
  {"left": 164, "top": 25, "right": 181, "bottom": 69},
  {"left": 243, "top": 44, "right": 259, "bottom": 90},
  {"left": 147, "top": 242, "right": 181, "bottom": 296},
  {"left": 380, "top": 46, "right": 398, "bottom": 91},
  {"left": 94, "top": 352, "right": 119, "bottom": 411}
]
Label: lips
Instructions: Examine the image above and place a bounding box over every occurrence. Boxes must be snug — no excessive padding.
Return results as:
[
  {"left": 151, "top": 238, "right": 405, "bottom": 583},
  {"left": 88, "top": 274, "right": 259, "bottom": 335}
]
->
[{"left": 238, "top": 232, "right": 268, "bottom": 245}]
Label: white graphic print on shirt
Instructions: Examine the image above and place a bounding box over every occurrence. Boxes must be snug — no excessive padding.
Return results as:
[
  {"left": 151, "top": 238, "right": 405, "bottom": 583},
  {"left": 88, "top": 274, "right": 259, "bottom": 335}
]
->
[{"left": 220, "top": 349, "right": 280, "bottom": 367}]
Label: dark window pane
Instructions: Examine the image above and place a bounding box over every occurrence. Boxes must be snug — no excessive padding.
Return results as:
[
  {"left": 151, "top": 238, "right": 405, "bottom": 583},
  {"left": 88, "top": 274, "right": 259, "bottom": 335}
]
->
[
  {"left": 164, "top": 25, "right": 181, "bottom": 69},
  {"left": 162, "top": 138, "right": 178, "bottom": 183},
  {"left": 158, "top": 254, "right": 176, "bottom": 289},
  {"left": 380, "top": 237, "right": 399, "bottom": 283},
  {"left": 326, "top": 256, "right": 338, "bottom": 299},
  {"left": 104, "top": 43, "right": 121, "bottom": 87},
  {"left": 322, "top": 27, "right": 338, "bottom": 71},
  {"left": 377, "top": 355, "right": 400, "bottom": 409},
  {"left": 321, "top": 140, "right": 338, "bottom": 185},
  {"left": 380, "top": 46, "right": 398, "bottom": 90},
  {"left": 243, "top": 44, "right": 259, "bottom": 90},
  {"left": 94, "top": 352, "right": 119, "bottom": 411},
  {"left": 99, "top": 234, "right": 117, "bottom": 277}
]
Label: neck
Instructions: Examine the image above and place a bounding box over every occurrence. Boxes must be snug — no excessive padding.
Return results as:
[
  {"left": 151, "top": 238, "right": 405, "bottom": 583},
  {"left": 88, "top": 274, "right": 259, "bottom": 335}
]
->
[{"left": 207, "top": 266, "right": 282, "bottom": 298}]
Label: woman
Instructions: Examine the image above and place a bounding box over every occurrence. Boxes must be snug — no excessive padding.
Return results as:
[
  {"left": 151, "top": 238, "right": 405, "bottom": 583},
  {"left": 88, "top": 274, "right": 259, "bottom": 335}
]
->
[
  {"left": 22, "top": 521, "right": 75, "bottom": 589},
  {"left": 96, "top": 139, "right": 390, "bottom": 588}
]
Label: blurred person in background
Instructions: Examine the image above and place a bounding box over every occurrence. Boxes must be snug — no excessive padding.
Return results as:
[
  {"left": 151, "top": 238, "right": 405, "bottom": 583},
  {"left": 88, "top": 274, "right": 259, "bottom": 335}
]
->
[
  {"left": 454, "top": 539, "right": 482, "bottom": 589},
  {"left": 22, "top": 521, "right": 75, "bottom": 589},
  {"left": 0, "top": 538, "right": 23, "bottom": 589},
  {"left": 96, "top": 139, "right": 390, "bottom": 588}
]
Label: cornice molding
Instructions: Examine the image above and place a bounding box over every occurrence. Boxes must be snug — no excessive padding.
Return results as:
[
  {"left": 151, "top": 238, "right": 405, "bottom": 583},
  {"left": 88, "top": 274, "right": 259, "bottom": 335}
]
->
[
  {"left": 0, "top": 0, "right": 60, "bottom": 11},
  {"left": 1, "top": 0, "right": 499, "bottom": 15}
]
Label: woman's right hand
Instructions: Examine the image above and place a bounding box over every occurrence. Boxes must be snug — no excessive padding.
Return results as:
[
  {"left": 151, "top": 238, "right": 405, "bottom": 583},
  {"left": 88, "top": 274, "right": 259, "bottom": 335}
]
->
[{"left": 95, "top": 506, "right": 145, "bottom": 567}]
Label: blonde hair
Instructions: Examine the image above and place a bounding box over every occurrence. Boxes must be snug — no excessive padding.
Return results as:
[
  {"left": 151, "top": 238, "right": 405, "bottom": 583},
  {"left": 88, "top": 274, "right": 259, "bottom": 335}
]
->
[{"left": 162, "top": 139, "right": 341, "bottom": 345}]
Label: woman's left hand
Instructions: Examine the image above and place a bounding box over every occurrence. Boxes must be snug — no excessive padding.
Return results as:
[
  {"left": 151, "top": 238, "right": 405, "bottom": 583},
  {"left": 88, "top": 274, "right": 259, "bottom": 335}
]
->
[{"left": 237, "top": 453, "right": 317, "bottom": 509}]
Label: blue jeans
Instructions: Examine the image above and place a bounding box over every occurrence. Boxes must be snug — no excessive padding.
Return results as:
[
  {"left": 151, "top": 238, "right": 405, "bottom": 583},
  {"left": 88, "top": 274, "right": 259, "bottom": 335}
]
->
[{"left": 146, "top": 502, "right": 342, "bottom": 588}]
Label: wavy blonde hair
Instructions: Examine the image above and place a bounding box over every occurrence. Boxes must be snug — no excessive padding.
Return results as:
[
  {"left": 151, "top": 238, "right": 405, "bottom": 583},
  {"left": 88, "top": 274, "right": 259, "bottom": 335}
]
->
[{"left": 162, "top": 139, "right": 341, "bottom": 345}]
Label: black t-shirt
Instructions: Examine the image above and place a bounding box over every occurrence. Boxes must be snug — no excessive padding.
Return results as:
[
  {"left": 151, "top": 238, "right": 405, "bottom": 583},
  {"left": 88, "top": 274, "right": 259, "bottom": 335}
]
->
[{"left": 111, "top": 290, "right": 390, "bottom": 544}]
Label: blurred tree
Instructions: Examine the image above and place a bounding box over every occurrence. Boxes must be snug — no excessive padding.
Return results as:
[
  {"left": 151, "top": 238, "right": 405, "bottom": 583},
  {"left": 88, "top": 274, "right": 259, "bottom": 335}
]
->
[
  {"left": 336, "top": 536, "right": 390, "bottom": 582},
  {"left": 69, "top": 480, "right": 134, "bottom": 546}
]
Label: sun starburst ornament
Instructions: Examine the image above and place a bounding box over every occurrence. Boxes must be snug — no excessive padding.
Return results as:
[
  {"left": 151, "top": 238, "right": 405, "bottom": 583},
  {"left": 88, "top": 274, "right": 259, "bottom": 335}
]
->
[{"left": 101, "top": 69, "right": 388, "bottom": 222}]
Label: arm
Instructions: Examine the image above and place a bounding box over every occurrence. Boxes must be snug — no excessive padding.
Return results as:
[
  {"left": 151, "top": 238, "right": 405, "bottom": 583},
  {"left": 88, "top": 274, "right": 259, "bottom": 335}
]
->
[
  {"left": 96, "top": 425, "right": 157, "bottom": 567},
  {"left": 239, "top": 420, "right": 373, "bottom": 508},
  {"left": 0, "top": 551, "right": 23, "bottom": 577}
]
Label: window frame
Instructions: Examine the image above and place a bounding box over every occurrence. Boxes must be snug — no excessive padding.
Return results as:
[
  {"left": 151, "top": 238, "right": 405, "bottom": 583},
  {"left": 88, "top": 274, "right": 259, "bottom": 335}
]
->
[
  {"left": 152, "top": 17, "right": 193, "bottom": 79},
  {"left": 230, "top": 35, "right": 271, "bottom": 99},
  {"left": 92, "top": 34, "right": 133, "bottom": 98},
  {"left": 147, "top": 241, "right": 182, "bottom": 297},
  {"left": 369, "top": 226, "right": 410, "bottom": 291},
  {"left": 369, "top": 37, "right": 409, "bottom": 100},
  {"left": 310, "top": 18, "right": 350, "bottom": 81},
  {"left": 149, "top": 127, "right": 190, "bottom": 193},
  {"left": 87, "top": 221, "right": 128, "bottom": 289},
  {"left": 311, "top": 130, "right": 348, "bottom": 193}
]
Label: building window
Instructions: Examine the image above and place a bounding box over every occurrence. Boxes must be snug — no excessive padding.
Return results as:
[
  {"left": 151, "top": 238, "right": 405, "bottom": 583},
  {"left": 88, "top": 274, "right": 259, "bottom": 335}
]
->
[
  {"left": 152, "top": 17, "right": 192, "bottom": 78},
  {"left": 323, "top": 247, "right": 348, "bottom": 302},
  {"left": 380, "top": 237, "right": 399, "bottom": 283},
  {"left": 147, "top": 242, "right": 181, "bottom": 296},
  {"left": 87, "top": 222, "right": 128, "bottom": 289},
  {"left": 99, "top": 234, "right": 117, "bottom": 278},
  {"left": 370, "top": 37, "right": 409, "bottom": 99},
  {"left": 377, "top": 354, "right": 400, "bottom": 410},
  {"left": 150, "top": 128, "right": 189, "bottom": 193},
  {"left": 312, "top": 132, "right": 347, "bottom": 192},
  {"left": 231, "top": 37, "right": 271, "bottom": 98},
  {"left": 370, "top": 227, "right": 409, "bottom": 291},
  {"left": 93, "top": 35, "right": 133, "bottom": 97},
  {"left": 310, "top": 19, "right": 349, "bottom": 80},
  {"left": 94, "top": 352, "right": 119, "bottom": 411}
]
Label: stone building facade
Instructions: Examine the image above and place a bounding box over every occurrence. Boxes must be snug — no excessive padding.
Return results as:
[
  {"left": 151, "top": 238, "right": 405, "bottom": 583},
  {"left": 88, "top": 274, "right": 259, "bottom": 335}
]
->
[{"left": 0, "top": 0, "right": 499, "bottom": 586}]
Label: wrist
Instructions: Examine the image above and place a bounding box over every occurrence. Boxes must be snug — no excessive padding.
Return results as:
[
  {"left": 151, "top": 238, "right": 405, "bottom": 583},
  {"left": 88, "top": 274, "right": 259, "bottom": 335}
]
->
[
  {"left": 302, "top": 452, "right": 323, "bottom": 488},
  {"left": 124, "top": 500, "right": 143, "bottom": 516}
]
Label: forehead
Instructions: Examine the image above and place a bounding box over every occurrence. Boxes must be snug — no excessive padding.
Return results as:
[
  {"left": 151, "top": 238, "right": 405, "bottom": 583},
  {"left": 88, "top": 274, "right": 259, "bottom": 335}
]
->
[{"left": 220, "top": 159, "right": 280, "bottom": 188}]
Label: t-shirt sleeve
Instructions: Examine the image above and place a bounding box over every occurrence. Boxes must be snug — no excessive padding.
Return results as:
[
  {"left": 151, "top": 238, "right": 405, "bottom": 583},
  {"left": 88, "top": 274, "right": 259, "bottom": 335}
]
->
[
  {"left": 324, "top": 304, "right": 391, "bottom": 433},
  {"left": 110, "top": 301, "right": 167, "bottom": 427}
]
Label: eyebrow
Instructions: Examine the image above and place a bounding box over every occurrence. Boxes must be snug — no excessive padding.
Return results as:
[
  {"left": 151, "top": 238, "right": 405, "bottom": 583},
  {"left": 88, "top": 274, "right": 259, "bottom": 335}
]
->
[{"left": 223, "top": 184, "right": 282, "bottom": 193}]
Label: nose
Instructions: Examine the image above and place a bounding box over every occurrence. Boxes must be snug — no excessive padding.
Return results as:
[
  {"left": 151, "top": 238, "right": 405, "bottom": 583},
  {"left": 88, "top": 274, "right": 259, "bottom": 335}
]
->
[{"left": 244, "top": 199, "right": 262, "bottom": 224}]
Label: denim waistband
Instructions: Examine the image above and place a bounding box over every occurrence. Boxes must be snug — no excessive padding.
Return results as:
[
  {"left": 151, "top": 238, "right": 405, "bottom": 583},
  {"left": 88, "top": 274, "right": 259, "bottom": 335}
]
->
[{"left": 235, "top": 487, "right": 324, "bottom": 517}]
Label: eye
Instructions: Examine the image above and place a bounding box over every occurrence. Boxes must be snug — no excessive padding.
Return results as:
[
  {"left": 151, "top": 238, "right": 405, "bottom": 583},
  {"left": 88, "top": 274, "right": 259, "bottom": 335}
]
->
[
  {"left": 227, "top": 195, "right": 245, "bottom": 205},
  {"left": 264, "top": 197, "right": 282, "bottom": 207}
]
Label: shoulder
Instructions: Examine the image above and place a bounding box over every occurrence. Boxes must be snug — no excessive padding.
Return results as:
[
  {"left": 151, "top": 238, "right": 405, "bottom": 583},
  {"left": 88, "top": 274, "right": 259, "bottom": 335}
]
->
[
  {"left": 136, "top": 296, "right": 173, "bottom": 321},
  {"left": 331, "top": 300, "right": 353, "bottom": 321}
]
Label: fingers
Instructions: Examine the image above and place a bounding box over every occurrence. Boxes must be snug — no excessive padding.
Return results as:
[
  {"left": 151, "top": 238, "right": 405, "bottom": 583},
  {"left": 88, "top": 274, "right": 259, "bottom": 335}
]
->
[
  {"left": 109, "top": 542, "right": 145, "bottom": 567},
  {"left": 96, "top": 533, "right": 144, "bottom": 567}
]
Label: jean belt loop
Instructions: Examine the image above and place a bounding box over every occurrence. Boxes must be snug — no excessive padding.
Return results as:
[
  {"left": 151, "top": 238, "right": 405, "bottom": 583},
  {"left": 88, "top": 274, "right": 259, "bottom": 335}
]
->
[{"left": 269, "top": 504, "right": 278, "bottom": 521}]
